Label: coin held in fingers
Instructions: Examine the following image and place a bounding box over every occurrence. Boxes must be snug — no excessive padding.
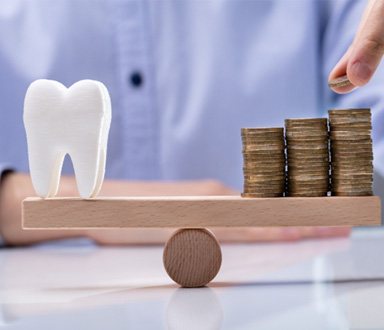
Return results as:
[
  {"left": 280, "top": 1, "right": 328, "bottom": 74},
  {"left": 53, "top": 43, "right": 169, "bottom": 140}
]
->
[{"left": 328, "top": 74, "right": 353, "bottom": 89}]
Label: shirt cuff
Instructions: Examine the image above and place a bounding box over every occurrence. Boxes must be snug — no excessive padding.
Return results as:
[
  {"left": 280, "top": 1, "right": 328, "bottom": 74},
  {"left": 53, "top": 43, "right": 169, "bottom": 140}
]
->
[
  {"left": 0, "top": 164, "right": 13, "bottom": 180},
  {"left": 0, "top": 164, "right": 15, "bottom": 247}
]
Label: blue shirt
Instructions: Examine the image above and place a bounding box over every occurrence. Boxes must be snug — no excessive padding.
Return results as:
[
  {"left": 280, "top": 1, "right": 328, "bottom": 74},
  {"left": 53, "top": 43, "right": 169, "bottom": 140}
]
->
[{"left": 0, "top": 0, "right": 383, "bottom": 191}]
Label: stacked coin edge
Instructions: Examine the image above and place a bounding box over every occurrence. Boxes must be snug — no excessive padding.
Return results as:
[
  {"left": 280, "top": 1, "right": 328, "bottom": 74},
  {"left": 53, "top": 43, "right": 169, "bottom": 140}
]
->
[
  {"left": 329, "top": 108, "right": 373, "bottom": 196},
  {"left": 285, "top": 118, "right": 329, "bottom": 197},
  {"left": 241, "top": 128, "right": 285, "bottom": 198}
]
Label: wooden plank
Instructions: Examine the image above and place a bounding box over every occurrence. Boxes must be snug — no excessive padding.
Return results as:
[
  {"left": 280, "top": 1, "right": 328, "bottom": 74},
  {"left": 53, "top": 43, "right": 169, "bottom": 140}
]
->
[{"left": 22, "top": 195, "right": 381, "bottom": 229}]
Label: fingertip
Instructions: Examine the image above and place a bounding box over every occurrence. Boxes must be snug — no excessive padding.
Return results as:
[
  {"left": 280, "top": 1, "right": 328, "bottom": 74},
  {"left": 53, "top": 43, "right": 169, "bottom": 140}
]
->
[{"left": 328, "top": 68, "right": 344, "bottom": 82}]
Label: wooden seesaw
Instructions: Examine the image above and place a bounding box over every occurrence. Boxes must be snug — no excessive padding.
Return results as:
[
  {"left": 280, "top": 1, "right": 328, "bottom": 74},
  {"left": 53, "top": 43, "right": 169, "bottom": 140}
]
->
[
  {"left": 21, "top": 80, "right": 381, "bottom": 287},
  {"left": 22, "top": 195, "right": 381, "bottom": 287}
]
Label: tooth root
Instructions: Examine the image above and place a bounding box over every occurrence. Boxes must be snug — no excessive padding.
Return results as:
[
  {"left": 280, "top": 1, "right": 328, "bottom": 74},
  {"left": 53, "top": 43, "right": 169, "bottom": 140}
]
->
[
  {"left": 93, "top": 148, "right": 107, "bottom": 197},
  {"left": 28, "top": 145, "right": 65, "bottom": 198},
  {"left": 70, "top": 146, "right": 105, "bottom": 199}
]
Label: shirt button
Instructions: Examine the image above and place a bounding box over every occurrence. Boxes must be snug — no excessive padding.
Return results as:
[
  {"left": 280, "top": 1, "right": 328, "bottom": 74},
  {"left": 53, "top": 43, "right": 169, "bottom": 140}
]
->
[{"left": 129, "top": 71, "right": 143, "bottom": 88}]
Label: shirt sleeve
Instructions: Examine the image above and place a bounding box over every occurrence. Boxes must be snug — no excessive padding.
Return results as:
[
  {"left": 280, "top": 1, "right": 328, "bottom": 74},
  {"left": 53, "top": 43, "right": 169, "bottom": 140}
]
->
[{"left": 321, "top": 0, "right": 384, "bottom": 178}]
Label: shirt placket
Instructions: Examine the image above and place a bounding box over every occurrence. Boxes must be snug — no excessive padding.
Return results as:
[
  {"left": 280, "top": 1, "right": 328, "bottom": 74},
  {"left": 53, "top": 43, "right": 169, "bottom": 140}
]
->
[{"left": 112, "top": 0, "right": 158, "bottom": 180}]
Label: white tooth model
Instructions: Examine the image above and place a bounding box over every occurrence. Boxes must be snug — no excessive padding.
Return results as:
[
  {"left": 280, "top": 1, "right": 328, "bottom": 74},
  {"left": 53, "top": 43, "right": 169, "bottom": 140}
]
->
[{"left": 23, "top": 79, "right": 112, "bottom": 198}]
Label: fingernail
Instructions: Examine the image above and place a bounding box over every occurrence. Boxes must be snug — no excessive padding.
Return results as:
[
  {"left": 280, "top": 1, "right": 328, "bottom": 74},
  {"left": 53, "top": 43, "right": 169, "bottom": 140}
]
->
[{"left": 350, "top": 61, "right": 372, "bottom": 84}]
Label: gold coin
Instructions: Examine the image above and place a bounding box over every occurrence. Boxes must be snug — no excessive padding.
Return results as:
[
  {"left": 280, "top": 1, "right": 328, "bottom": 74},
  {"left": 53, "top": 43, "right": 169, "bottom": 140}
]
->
[
  {"left": 331, "top": 141, "right": 372, "bottom": 147},
  {"left": 241, "top": 127, "right": 284, "bottom": 133},
  {"left": 285, "top": 118, "right": 327, "bottom": 125},
  {"left": 287, "top": 191, "right": 328, "bottom": 197},
  {"left": 330, "top": 123, "right": 372, "bottom": 129},
  {"left": 331, "top": 166, "right": 373, "bottom": 172},
  {"left": 331, "top": 160, "right": 373, "bottom": 166},
  {"left": 331, "top": 191, "right": 372, "bottom": 196},
  {"left": 330, "top": 131, "right": 371, "bottom": 138},
  {"left": 328, "top": 75, "right": 353, "bottom": 88},
  {"left": 328, "top": 108, "right": 371, "bottom": 116}
]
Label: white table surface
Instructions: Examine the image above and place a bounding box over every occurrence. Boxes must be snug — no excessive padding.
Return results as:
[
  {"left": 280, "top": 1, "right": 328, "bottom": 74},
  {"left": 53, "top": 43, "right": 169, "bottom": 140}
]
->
[{"left": 1, "top": 228, "right": 384, "bottom": 330}]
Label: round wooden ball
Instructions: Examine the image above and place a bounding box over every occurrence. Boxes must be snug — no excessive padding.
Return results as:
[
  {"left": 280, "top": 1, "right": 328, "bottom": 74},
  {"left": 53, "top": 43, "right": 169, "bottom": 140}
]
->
[{"left": 163, "top": 228, "right": 222, "bottom": 288}]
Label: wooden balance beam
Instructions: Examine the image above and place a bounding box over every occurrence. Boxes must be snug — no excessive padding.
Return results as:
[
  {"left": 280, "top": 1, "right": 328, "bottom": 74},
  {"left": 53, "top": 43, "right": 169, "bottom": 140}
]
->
[
  {"left": 22, "top": 195, "right": 382, "bottom": 288},
  {"left": 22, "top": 196, "right": 381, "bottom": 229}
]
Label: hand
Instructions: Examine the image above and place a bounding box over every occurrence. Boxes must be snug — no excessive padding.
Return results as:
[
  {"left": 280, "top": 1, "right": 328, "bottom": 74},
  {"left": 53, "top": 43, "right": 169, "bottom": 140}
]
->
[
  {"left": 329, "top": 0, "right": 384, "bottom": 93},
  {"left": 0, "top": 172, "right": 85, "bottom": 245}
]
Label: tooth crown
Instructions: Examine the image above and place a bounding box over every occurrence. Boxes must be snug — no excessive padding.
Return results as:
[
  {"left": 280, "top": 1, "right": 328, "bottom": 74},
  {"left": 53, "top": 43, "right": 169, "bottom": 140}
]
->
[{"left": 24, "top": 79, "right": 112, "bottom": 198}]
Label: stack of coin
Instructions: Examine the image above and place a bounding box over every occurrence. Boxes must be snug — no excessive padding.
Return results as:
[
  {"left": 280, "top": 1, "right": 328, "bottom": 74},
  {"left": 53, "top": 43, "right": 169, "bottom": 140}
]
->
[
  {"left": 329, "top": 109, "right": 373, "bottom": 196},
  {"left": 241, "top": 128, "right": 285, "bottom": 197},
  {"left": 285, "top": 118, "right": 329, "bottom": 197}
]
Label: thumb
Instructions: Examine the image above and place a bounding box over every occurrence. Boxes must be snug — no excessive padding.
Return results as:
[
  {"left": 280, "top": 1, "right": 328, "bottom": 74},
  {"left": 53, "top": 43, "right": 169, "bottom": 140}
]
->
[
  {"left": 347, "top": 37, "right": 384, "bottom": 86},
  {"left": 347, "top": 1, "right": 384, "bottom": 86}
]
